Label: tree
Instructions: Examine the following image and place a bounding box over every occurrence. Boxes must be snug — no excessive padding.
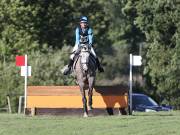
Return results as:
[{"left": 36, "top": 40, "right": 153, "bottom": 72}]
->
[
  {"left": 135, "top": 0, "right": 180, "bottom": 108},
  {"left": 0, "top": 0, "right": 39, "bottom": 59},
  {"left": 96, "top": 0, "right": 145, "bottom": 85}
]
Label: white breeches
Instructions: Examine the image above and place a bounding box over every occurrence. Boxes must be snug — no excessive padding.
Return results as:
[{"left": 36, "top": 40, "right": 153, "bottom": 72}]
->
[{"left": 70, "top": 44, "right": 97, "bottom": 60}]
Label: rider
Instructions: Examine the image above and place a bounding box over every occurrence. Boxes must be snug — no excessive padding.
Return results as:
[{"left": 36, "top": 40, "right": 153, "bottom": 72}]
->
[{"left": 63, "top": 16, "right": 104, "bottom": 75}]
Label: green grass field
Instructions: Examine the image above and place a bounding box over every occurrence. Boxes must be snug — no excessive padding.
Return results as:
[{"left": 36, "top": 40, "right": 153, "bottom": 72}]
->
[{"left": 0, "top": 111, "right": 180, "bottom": 135}]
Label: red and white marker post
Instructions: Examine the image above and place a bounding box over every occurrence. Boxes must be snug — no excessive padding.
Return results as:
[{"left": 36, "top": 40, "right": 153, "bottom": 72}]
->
[{"left": 16, "top": 55, "right": 31, "bottom": 114}]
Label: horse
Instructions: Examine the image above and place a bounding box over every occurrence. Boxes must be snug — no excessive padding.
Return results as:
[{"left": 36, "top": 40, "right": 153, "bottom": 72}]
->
[{"left": 73, "top": 44, "right": 97, "bottom": 117}]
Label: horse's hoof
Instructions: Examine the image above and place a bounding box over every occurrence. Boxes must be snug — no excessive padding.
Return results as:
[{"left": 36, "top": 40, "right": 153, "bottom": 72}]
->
[
  {"left": 83, "top": 113, "right": 88, "bottom": 117},
  {"left": 88, "top": 106, "right": 93, "bottom": 111}
]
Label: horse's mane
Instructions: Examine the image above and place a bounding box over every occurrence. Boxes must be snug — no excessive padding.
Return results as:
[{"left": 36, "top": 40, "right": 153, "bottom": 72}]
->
[{"left": 73, "top": 52, "right": 97, "bottom": 73}]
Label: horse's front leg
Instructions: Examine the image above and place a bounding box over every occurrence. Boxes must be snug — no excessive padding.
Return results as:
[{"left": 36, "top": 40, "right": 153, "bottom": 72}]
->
[
  {"left": 88, "top": 77, "right": 95, "bottom": 111},
  {"left": 79, "top": 83, "right": 88, "bottom": 117},
  {"left": 88, "top": 88, "right": 93, "bottom": 111}
]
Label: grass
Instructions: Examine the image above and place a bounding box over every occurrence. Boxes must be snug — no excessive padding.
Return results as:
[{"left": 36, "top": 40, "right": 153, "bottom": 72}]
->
[{"left": 0, "top": 111, "right": 180, "bottom": 135}]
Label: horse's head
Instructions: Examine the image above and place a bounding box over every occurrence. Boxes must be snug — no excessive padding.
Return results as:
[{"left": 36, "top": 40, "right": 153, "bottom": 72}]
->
[{"left": 79, "top": 44, "right": 90, "bottom": 72}]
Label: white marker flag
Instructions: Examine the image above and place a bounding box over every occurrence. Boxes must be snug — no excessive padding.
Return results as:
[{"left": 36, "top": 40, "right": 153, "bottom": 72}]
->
[
  {"left": 21, "top": 66, "right": 31, "bottom": 76},
  {"left": 132, "top": 56, "right": 142, "bottom": 66}
]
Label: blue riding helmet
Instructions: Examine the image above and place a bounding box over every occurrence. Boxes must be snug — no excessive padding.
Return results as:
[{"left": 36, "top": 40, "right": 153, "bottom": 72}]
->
[{"left": 80, "top": 16, "right": 88, "bottom": 23}]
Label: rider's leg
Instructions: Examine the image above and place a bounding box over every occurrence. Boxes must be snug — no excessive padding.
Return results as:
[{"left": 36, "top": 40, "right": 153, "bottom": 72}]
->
[
  {"left": 63, "top": 56, "right": 74, "bottom": 75},
  {"left": 72, "top": 44, "right": 79, "bottom": 52},
  {"left": 90, "top": 47, "right": 104, "bottom": 72},
  {"left": 63, "top": 44, "right": 78, "bottom": 75}
]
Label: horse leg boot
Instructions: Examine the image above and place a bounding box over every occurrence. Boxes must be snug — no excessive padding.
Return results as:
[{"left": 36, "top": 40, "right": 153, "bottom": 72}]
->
[
  {"left": 96, "top": 58, "right": 104, "bottom": 72},
  {"left": 82, "top": 96, "right": 88, "bottom": 117},
  {"left": 63, "top": 59, "right": 74, "bottom": 75}
]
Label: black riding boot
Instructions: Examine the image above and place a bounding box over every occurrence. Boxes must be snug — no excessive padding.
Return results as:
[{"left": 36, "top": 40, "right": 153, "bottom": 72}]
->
[
  {"left": 96, "top": 58, "right": 104, "bottom": 72},
  {"left": 63, "top": 59, "right": 74, "bottom": 75}
]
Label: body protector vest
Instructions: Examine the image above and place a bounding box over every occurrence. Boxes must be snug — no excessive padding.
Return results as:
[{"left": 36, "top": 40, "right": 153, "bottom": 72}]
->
[{"left": 79, "top": 26, "right": 89, "bottom": 44}]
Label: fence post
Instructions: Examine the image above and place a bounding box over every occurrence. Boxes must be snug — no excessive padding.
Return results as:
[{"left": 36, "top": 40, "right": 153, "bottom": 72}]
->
[
  {"left": 18, "top": 96, "right": 24, "bottom": 114},
  {"left": 7, "top": 96, "right": 12, "bottom": 113}
]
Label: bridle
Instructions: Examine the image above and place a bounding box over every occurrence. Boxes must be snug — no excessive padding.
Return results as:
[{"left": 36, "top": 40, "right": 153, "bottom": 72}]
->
[{"left": 79, "top": 44, "right": 90, "bottom": 72}]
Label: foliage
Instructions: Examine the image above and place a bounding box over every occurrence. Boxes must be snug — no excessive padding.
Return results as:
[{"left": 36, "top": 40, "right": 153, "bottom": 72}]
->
[
  {"left": 0, "top": 46, "right": 76, "bottom": 112},
  {"left": 96, "top": 0, "right": 144, "bottom": 85},
  {"left": 0, "top": 0, "right": 40, "bottom": 58},
  {"left": 134, "top": 0, "right": 180, "bottom": 108}
]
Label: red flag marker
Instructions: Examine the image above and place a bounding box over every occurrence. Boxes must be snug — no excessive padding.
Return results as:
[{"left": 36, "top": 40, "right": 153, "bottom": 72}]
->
[{"left": 16, "top": 56, "right": 25, "bottom": 66}]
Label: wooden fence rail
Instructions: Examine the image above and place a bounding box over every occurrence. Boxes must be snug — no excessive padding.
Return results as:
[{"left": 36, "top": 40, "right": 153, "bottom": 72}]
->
[{"left": 26, "top": 85, "right": 128, "bottom": 115}]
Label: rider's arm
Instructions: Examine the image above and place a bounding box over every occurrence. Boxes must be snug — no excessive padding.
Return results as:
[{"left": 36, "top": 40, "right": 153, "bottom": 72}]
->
[
  {"left": 88, "top": 28, "right": 93, "bottom": 47},
  {"left": 75, "top": 27, "right": 80, "bottom": 45}
]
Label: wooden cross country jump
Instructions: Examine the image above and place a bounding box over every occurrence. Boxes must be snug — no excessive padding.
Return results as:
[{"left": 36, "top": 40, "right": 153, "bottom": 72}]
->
[{"left": 26, "top": 85, "right": 128, "bottom": 115}]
